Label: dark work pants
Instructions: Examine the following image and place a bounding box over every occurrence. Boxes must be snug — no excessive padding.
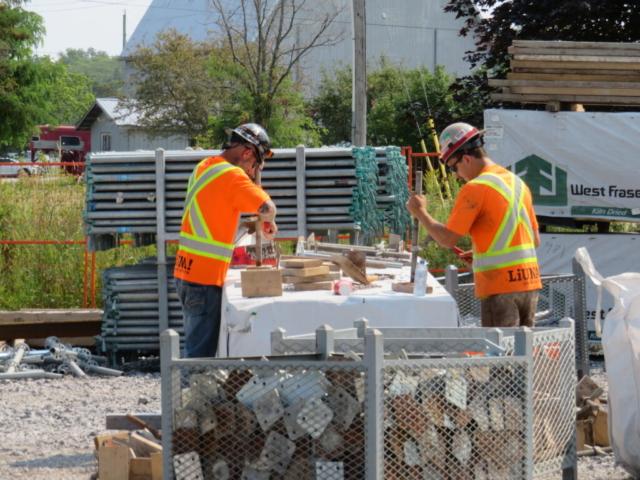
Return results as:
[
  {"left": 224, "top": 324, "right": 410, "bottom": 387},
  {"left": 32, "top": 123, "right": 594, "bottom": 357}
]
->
[
  {"left": 480, "top": 290, "right": 540, "bottom": 328},
  {"left": 175, "top": 278, "right": 223, "bottom": 358}
]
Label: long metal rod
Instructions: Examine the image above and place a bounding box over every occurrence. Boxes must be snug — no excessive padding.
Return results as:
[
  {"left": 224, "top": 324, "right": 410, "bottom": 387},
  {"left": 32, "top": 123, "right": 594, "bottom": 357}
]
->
[
  {"left": 410, "top": 170, "right": 423, "bottom": 282},
  {"left": 156, "top": 148, "right": 170, "bottom": 334}
]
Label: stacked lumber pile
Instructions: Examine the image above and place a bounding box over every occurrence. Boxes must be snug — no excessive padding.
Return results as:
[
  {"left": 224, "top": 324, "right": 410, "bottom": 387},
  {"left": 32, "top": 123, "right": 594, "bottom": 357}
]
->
[
  {"left": 280, "top": 257, "right": 340, "bottom": 291},
  {"left": 489, "top": 40, "right": 640, "bottom": 110}
]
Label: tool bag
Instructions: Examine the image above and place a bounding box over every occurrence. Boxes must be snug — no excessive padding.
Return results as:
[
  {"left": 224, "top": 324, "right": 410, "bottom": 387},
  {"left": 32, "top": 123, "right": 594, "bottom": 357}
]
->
[{"left": 575, "top": 246, "right": 640, "bottom": 477}]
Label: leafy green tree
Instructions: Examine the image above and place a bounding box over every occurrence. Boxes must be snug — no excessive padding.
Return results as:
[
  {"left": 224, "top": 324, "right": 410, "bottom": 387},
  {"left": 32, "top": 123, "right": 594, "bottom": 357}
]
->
[
  {"left": 121, "top": 30, "right": 227, "bottom": 141},
  {"left": 123, "top": 29, "right": 322, "bottom": 148},
  {"left": 309, "top": 58, "right": 456, "bottom": 150},
  {"left": 0, "top": 1, "right": 93, "bottom": 147},
  {"left": 59, "top": 48, "right": 123, "bottom": 97},
  {"left": 429, "top": 0, "right": 640, "bottom": 126}
]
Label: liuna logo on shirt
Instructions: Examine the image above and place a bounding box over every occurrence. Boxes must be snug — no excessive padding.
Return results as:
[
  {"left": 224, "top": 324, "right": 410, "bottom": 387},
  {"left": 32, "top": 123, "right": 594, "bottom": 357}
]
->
[
  {"left": 508, "top": 154, "right": 568, "bottom": 207},
  {"left": 176, "top": 254, "right": 193, "bottom": 273}
]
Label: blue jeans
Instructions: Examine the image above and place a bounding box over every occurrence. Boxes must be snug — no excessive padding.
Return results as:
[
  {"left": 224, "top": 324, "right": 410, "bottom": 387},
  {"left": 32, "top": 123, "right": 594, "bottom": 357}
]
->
[{"left": 175, "top": 278, "right": 223, "bottom": 358}]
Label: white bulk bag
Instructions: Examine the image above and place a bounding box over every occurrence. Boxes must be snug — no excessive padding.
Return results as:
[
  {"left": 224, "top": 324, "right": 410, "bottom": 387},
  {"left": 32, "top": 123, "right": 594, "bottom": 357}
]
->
[{"left": 575, "top": 246, "right": 640, "bottom": 477}]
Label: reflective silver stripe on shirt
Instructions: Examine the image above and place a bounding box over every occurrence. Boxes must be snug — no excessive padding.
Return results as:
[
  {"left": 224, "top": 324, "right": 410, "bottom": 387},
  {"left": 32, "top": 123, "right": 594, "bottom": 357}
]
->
[
  {"left": 183, "top": 162, "right": 236, "bottom": 211},
  {"left": 473, "top": 247, "right": 538, "bottom": 270},
  {"left": 179, "top": 235, "right": 234, "bottom": 259}
]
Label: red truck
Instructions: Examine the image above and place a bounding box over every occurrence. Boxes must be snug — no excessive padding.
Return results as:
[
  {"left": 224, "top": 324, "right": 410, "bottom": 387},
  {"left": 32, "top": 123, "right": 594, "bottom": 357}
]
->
[{"left": 30, "top": 126, "right": 91, "bottom": 175}]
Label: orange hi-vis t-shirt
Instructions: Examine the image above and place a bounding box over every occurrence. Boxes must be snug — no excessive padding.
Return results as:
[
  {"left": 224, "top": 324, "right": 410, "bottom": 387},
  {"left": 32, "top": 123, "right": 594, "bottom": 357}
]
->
[
  {"left": 445, "top": 164, "right": 542, "bottom": 298},
  {"left": 174, "top": 156, "right": 270, "bottom": 286}
]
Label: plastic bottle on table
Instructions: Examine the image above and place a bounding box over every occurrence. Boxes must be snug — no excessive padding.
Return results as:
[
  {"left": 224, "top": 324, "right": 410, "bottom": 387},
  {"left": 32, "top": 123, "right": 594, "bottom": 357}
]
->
[
  {"left": 413, "top": 259, "right": 428, "bottom": 297},
  {"left": 296, "top": 236, "right": 305, "bottom": 256}
]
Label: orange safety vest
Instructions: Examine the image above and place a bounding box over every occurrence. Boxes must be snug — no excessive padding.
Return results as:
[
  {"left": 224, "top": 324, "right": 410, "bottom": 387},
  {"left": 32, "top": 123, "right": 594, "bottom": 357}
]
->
[
  {"left": 174, "top": 156, "right": 269, "bottom": 286},
  {"left": 447, "top": 165, "right": 541, "bottom": 297}
]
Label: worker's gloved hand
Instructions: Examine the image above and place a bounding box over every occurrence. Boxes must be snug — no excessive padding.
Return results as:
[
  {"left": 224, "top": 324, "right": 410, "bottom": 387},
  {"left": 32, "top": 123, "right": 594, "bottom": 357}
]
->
[
  {"left": 459, "top": 250, "right": 473, "bottom": 267},
  {"left": 405, "top": 192, "right": 427, "bottom": 217},
  {"left": 239, "top": 220, "right": 257, "bottom": 235},
  {"left": 262, "top": 221, "right": 277, "bottom": 240}
]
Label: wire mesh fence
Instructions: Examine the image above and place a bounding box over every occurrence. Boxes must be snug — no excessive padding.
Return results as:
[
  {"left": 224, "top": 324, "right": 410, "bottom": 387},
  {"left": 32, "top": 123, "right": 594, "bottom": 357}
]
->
[
  {"left": 449, "top": 268, "right": 589, "bottom": 378},
  {"left": 269, "top": 320, "right": 576, "bottom": 479},
  {"left": 161, "top": 321, "right": 575, "bottom": 480}
]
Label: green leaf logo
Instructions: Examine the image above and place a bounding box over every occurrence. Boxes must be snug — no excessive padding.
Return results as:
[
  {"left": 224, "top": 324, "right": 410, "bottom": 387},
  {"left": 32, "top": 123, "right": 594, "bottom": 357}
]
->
[{"left": 511, "top": 155, "right": 568, "bottom": 207}]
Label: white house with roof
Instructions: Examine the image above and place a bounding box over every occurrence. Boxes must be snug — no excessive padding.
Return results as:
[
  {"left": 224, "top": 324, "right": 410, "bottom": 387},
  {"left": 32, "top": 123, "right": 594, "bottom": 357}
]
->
[
  {"left": 120, "top": 0, "right": 482, "bottom": 93},
  {"left": 75, "top": 98, "right": 188, "bottom": 152}
]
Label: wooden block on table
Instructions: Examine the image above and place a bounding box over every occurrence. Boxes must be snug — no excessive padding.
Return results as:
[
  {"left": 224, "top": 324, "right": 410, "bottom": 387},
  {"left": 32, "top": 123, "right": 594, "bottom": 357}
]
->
[
  {"left": 150, "top": 453, "right": 163, "bottom": 480},
  {"left": 129, "top": 457, "right": 152, "bottom": 480},
  {"left": 291, "top": 281, "right": 334, "bottom": 292},
  {"left": 324, "top": 262, "right": 341, "bottom": 272},
  {"left": 391, "top": 282, "right": 433, "bottom": 294},
  {"left": 99, "top": 445, "right": 130, "bottom": 480},
  {"left": 280, "top": 258, "right": 324, "bottom": 268},
  {"left": 282, "top": 272, "right": 340, "bottom": 284},
  {"left": 280, "top": 266, "right": 329, "bottom": 277},
  {"left": 240, "top": 268, "right": 283, "bottom": 297}
]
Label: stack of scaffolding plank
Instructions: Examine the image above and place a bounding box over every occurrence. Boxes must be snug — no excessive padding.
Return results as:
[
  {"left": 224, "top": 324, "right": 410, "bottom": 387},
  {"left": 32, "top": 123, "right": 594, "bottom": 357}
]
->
[
  {"left": 280, "top": 257, "right": 339, "bottom": 291},
  {"left": 490, "top": 40, "right": 640, "bottom": 109}
]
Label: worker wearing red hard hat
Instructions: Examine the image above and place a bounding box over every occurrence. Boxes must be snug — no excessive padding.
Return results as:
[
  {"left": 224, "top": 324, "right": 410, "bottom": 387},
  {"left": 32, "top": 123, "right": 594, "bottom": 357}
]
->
[
  {"left": 406, "top": 122, "right": 541, "bottom": 327},
  {"left": 174, "top": 123, "right": 277, "bottom": 357}
]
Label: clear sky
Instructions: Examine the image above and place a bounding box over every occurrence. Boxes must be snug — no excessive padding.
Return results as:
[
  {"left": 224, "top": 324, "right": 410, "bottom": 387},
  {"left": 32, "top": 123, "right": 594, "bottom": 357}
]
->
[{"left": 26, "top": 0, "right": 154, "bottom": 58}]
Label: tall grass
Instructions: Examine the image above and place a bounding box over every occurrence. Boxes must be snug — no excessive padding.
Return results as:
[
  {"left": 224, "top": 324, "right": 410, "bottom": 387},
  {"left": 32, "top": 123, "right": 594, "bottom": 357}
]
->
[{"left": 0, "top": 172, "right": 156, "bottom": 310}]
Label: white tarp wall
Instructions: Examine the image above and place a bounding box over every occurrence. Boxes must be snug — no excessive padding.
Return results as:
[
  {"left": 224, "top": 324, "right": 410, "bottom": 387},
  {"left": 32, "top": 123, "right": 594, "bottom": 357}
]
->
[
  {"left": 538, "top": 233, "right": 640, "bottom": 344},
  {"left": 483, "top": 109, "right": 640, "bottom": 222}
]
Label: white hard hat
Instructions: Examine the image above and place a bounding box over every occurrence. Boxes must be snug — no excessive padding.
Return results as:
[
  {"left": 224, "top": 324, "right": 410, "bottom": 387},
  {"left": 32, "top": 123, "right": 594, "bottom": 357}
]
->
[{"left": 439, "top": 122, "right": 486, "bottom": 162}]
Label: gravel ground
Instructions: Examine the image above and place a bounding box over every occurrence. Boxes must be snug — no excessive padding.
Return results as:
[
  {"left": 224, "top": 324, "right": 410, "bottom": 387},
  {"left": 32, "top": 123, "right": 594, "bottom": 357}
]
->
[{"left": 0, "top": 363, "right": 634, "bottom": 480}]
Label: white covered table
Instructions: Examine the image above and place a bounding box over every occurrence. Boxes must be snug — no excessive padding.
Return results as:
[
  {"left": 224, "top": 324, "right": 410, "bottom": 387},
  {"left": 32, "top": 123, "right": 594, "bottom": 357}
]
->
[{"left": 218, "top": 266, "right": 459, "bottom": 357}]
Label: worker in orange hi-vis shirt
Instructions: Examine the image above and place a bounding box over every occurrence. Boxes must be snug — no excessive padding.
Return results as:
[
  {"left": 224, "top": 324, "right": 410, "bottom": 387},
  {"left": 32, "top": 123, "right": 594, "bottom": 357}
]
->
[
  {"left": 406, "top": 122, "right": 541, "bottom": 328},
  {"left": 174, "top": 124, "right": 277, "bottom": 358}
]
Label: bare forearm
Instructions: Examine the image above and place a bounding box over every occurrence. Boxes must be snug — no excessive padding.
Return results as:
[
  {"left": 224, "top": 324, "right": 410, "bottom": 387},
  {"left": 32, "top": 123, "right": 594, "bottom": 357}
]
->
[{"left": 258, "top": 199, "right": 276, "bottom": 222}]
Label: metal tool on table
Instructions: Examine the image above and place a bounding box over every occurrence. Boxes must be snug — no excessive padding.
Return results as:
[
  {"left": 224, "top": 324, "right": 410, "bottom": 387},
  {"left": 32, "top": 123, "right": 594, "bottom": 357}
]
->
[{"left": 410, "top": 170, "right": 423, "bottom": 282}]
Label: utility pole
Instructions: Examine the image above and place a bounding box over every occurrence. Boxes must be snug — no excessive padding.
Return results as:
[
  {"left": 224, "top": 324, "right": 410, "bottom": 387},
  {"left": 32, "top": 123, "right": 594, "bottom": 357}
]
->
[
  {"left": 123, "top": 10, "right": 127, "bottom": 50},
  {"left": 351, "top": 0, "right": 366, "bottom": 146}
]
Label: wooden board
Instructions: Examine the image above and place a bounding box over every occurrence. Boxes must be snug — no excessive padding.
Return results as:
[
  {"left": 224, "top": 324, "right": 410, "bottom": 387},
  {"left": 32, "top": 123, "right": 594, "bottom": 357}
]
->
[
  {"left": 512, "top": 66, "right": 640, "bottom": 76},
  {"left": 150, "top": 453, "right": 163, "bottom": 480},
  {"left": 0, "top": 309, "right": 103, "bottom": 340},
  {"left": 27, "top": 336, "right": 96, "bottom": 348},
  {"left": 507, "top": 72, "right": 640, "bottom": 83},
  {"left": 99, "top": 445, "right": 130, "bottom": 480},
  {"left": 129, "top": 433, "right": 162, "bottom": 457},
  {"left": 129, "top": 457, "right": 152, "bottom": 480},
  {"left": 330, "top": 254, "right": 369, "bottom": 285},
  {"left": 391, "top": 282, "right": 433, "bottom": 294},
  {"left": 282, "top": 272, "right": 341, "bottom": 284},
  {"left": 509, "top": 46, "right": 640, "bottom": 57},
  {"left": 490, "top": 79, "right": 640, "bottom": 89},
  {"left": 507, "top": 86, "right": 640, "bottom": 97},
  {"left": 323, "top": 262, "right": 341, "bottom": 272},
  {"left": 291, "top": 281, "right": 335, "bottom": 292},
  {"left": 593, "top": 410, "right": 610, "bottom": 447},
  {"left": 280, "top": 266, "right": 330, "bottom": 277},
  {"left": 514, "top": 54, "right": 640, "bottom": 64},
  {"left": 94, "top": 432, "right": 131, "bottom": 451},
  {"left": 280, "top": 258, "right": 324, "bottom": 268},
  {"left": 512, "top": 40, "right": 640, "bottom": 51},
  {"left": 240, "top": 268, "right": 283, "bottom": 298},
  {"left": 510, "top": 60, "right": 640, "bottom": 71},
  {"left": 490, "top": 93, "right": 640, "bottom": 106}
]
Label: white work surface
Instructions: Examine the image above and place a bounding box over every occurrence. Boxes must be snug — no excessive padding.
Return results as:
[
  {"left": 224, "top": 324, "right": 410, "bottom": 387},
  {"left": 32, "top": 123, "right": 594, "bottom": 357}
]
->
[{"left": 218, "top": 266, "right": 459, "bottom": 357}]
